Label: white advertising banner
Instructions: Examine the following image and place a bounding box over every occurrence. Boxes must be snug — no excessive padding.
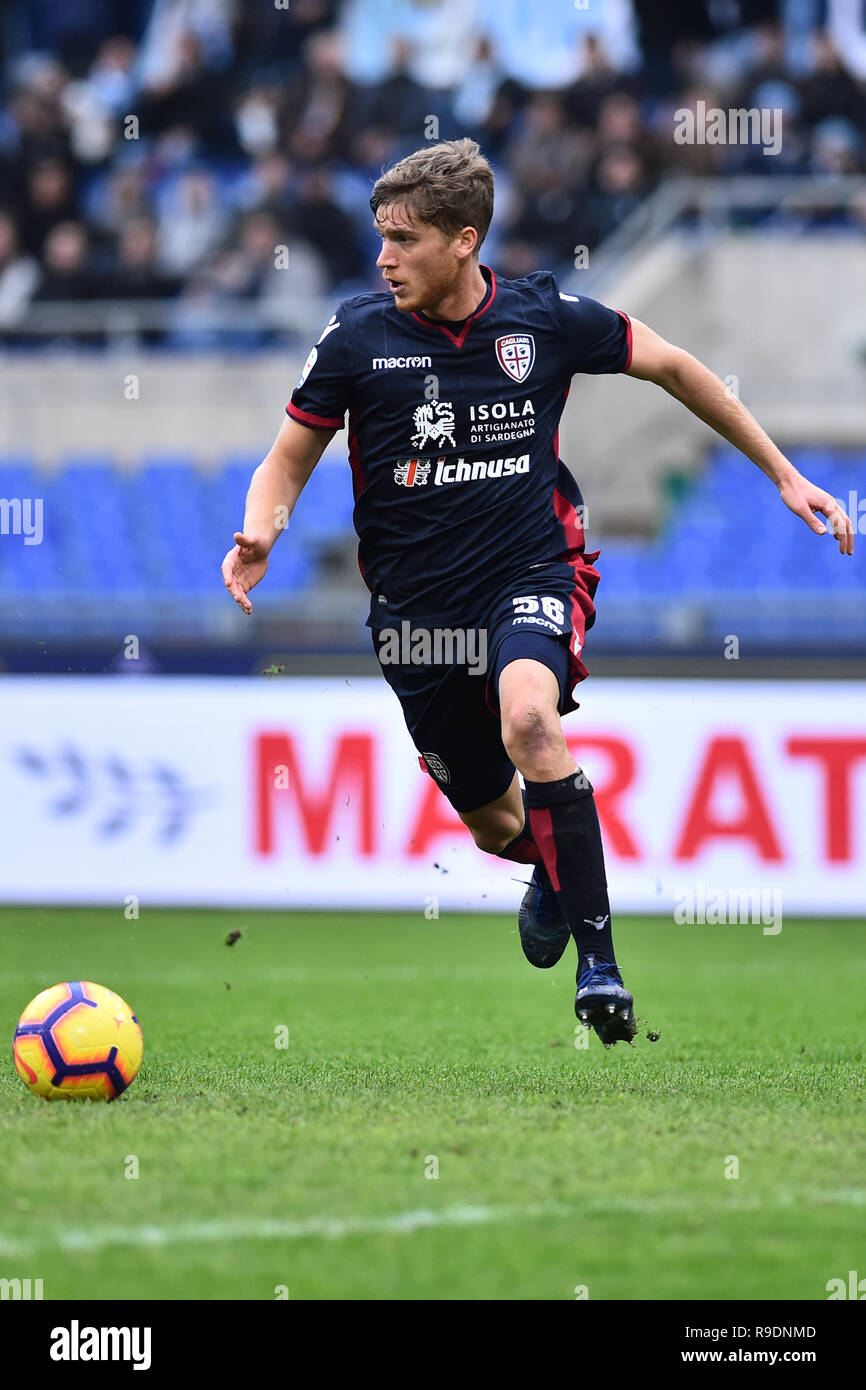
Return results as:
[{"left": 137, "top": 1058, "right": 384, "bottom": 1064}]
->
[{"left": 1, "top": 677, "right": 864, "bottom": 916}]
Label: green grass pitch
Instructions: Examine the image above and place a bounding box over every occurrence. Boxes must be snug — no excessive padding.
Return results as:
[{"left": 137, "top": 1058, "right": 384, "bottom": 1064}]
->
[{"left": 1, "top": 906, "right": 864, "bottom": 1301}]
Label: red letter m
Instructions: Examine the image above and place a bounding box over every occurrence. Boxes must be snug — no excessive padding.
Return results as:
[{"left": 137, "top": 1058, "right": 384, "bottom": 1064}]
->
[{"left": 254, "top": 731, "right": 376, "bottom": 856}]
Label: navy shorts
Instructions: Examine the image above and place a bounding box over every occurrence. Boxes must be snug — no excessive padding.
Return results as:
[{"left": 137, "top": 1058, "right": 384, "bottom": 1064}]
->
[{"left": 372, "top": 552, "right": 600, "bottom": 812}]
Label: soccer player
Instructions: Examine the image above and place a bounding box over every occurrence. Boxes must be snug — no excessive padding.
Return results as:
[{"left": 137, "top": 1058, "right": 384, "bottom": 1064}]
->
[{"left": 222, "top": 139, "right": 853, "bottom": 1047}]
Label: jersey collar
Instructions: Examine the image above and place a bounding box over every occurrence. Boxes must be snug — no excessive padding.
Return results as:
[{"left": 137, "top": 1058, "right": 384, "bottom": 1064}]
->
[{"left": 410, "top": 264, "right": 497, "bottom": 349}]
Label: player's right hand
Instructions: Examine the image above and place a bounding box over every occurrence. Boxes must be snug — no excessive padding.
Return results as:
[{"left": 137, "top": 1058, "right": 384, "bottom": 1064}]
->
[{"left": 221, "top": 532, "right": 269, "bottom": 614}]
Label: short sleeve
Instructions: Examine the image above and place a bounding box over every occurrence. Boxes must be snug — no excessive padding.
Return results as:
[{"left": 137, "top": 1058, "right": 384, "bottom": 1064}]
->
[
  {"left": 287, "top": 303, "right": 351, "bottom": 429},
  {"left": 554, "top": 285, "right": 632, "bottom": 375}
]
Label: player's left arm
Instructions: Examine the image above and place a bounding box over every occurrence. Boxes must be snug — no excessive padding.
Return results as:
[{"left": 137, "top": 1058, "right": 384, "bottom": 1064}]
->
[{"left": 625, "top": 317, "right": 854, "bottom": 555}]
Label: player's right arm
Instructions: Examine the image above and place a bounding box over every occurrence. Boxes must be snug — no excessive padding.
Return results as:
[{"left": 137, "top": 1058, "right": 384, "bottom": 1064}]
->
[{"left": 221, "top": 415, "right": 336, "bottom": 614}]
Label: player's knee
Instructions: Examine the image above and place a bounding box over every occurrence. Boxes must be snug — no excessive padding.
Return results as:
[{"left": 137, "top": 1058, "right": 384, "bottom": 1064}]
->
[
  {"left": 500, "top": 701, "right": 563, "bottom": 771},
  {"left": 471, "top": 825, "right": 515, "bottom": 854}
]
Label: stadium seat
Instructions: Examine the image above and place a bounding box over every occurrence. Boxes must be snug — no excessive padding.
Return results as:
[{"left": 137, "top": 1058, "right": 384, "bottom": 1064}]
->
[
  {"left": 1, "top": 445, "right": 859, "bottom": 648},
  {"left": 287, "top": 455, "right": 355, "bottom": 545}
]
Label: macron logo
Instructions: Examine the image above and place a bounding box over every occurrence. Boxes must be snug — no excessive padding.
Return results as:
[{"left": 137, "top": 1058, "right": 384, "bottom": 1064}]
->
[
  {"left": 372, "top": 355, "right": 432, "bottom": 370},
  {"left": 50, "top": 1321, "right": 152, "bottom": 1371}
]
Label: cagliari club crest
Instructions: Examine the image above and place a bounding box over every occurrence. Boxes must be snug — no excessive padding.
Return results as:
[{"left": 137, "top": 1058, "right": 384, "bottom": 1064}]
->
[
  {"left": 495, "top": 333, "right": 535, "bottom": 383},
  {"left": 420, "top": 752, "right": 450, "bottom": 784}
]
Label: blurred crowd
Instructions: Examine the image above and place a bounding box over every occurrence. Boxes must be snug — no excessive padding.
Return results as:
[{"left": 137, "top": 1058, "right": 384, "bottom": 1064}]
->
[{"left": 0, "top": 0, "right": 865, "bottom": 344}]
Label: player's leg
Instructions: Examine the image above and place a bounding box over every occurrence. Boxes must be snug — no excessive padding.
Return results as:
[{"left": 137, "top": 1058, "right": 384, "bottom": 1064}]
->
[
  {"left": 497, "top": 652, "right": 636, "bottom": 1046},
  {"left": 456, "top": 771, "right": 573, "bottom": 968},
  {"left": 373, "top": 625, "right": 524, "bottom": 851},
  {"left": 456, "top": 773, "right": 523, "bottom": 853},
  {"left": 454, "top": 631, "right": 576, "bottom": 971},
  {"left": 372, "top": 623, "right": 572, "bottom": 972}
]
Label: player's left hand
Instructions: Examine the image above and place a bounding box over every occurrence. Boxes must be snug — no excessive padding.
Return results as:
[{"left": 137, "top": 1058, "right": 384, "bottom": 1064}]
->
[{"left": 777, "top": 472, "right": 854, "bottom": 555}]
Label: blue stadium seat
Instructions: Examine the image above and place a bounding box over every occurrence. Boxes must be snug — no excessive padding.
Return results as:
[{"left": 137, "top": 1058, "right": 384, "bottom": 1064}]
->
[
  {"left": 0, "top": 452, "right": 40, "bottom": 501},
  {"left": 3, "top": 444, "right": 856, "bottom": 641},
  {"left": 593, "top": 539, "right": 649, "bottom": 595},
  {"left": 289, "top": 455, "right": 355, "bottom": 545}
]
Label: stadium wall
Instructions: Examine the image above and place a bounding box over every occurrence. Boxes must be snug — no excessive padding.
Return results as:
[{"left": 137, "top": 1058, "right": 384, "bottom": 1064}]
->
[{"left": 558, "top": 234, "right": 866, "bottom": 530}]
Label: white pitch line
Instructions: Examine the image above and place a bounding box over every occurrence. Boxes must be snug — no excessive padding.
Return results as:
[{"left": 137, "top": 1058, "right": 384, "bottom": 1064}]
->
[
  {"left": 0, "top": 1203, "right": 567, "bottom": 1258},
  {"left": 2, "top": 1187, "right": 866, "bottom": 1258}
]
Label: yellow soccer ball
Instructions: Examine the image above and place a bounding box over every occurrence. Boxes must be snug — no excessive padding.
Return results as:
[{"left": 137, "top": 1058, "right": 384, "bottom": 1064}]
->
[{"left": 13, "top": 982, "right": 143, "bottom": 1101}]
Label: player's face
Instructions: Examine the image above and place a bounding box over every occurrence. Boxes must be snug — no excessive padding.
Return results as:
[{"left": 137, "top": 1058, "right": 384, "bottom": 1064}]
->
[{"left": 374, "top": 204, "right": 467, "bottom": 313}]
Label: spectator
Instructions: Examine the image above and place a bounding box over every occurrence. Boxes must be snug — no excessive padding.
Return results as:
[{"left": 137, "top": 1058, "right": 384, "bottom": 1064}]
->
[
  {"left": 234, "top": 85, "right": 282, "bottom": 160},
  {"left": 567, "top": 33, "right": 637, "bottom": 128},
  {"left": 60, "top": 78, "right": 116, "bottom": 165},
  {"left": 827, "top": 0, "right": 866, "bottom": 82},
  {"left": 235, "top": 153, "right": 295, "bottom": 217},
  {"left": 24, "top": 0, "right": 138, "bottom": 76},
  {"left": 736, "top": 22, "right": 791, "bottom": 98},
  {"left": 172, "top": 212, "right": 327, "bottom": 349},
  {"left": 136, "top": 0, "right": 236, "bottom": 90},
  {"left": 508, "top": 93, "right": 595, "bottom": 193},
  {"left": 206, "top": 210, "right": 287, "bottom": 299},
  {"left": 287, "top": 169, "right": 367, "bottom": 289},
  {"left": 594, "top": 92, "right": 662, "bottom": 186},
  {"left": 20, "top": 158, "right": 78, "bottom": 258},
  {"left": 103, "top": 216, "right": 182, "bottom": 299},
  {"left": 589, "top": 144, "right": 651, "bottom": 243},
  {"left": 393, "top": 0, "right": 483, "bottom": 92},
  {"left": 5, "top": 63, "right": 70, "bottom": 164},
  {"left": 497, "top": 237, "right": 542, "bottom": 279},
  {"left": 282, "top": 31, "right": 353, "bottom": 164},
  {"left": 84, "top": 35, "right": 139, "bottom": 116},
  {"left": 33, "top": 220, "right": 94, "bottom": 299},
  {"left": 0, "top": 212, "right": 39, "bottom": 328},
  {"left": 481, "top": 0, "right": 640, "bottom": 93},
  {"left": 233, "top": 0, "right": 338, "bottom": 74},
  {"left": 0, "top": 0, "right": 861, "bottom": 339},
  {"left": 349, "top": 36, "right": 451, "bottom": 139},
  {"left": 156, "top": 169, "right": 230, "bottom": 276},
  {"left": 798, "top": 29, "right": 866, "bottom": 129},
  {"left": 809, "top": 117, "right": 863, "bottom": 174},
  {"left": 138, "top": 29, "right": 231, "bottom": 153},
  {"left": 86, "top": 163, "right": 153, "bottom": 240},
  {"left": 338, "top": 0, "right": 408, "bottom": 87}
]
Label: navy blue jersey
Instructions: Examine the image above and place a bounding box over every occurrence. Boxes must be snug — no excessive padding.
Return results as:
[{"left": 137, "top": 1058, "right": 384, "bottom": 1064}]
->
[{"left": 287, "top": 265, "right": 631, "bottom": 624}]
